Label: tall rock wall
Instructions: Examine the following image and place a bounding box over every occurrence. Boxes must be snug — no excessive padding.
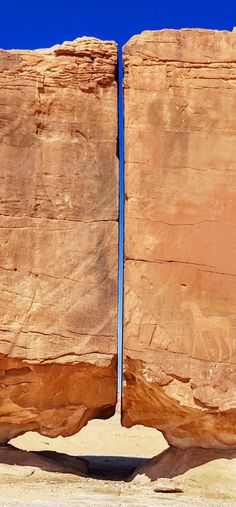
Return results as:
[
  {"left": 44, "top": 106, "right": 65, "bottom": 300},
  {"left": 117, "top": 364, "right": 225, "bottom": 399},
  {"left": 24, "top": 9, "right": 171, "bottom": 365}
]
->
[
  {"left": 0, "top": 38, "right": 118, "bottom": 442},
  {"left": 122, "top": 29, "right": 236, "bottom": 448}
]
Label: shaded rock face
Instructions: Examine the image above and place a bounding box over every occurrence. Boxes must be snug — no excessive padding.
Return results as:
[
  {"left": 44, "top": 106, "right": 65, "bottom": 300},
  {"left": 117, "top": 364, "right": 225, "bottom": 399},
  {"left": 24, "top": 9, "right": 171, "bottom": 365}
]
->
[
  {"left": 122, "top": 29, "right": 236, "bottom": 448},
  {"left": 0, "top": 38, "right": 118, "bottom": 442}
]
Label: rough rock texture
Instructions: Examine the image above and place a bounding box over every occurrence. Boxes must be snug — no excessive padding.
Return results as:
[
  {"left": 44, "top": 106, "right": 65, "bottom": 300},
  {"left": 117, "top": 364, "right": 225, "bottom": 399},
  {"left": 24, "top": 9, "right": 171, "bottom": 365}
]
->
[
  {"left": 122, "top": 29, "right": 236, "bottom": 448},
  {"left": 0, "top": 38, "right": 118, "bottom": 442}
]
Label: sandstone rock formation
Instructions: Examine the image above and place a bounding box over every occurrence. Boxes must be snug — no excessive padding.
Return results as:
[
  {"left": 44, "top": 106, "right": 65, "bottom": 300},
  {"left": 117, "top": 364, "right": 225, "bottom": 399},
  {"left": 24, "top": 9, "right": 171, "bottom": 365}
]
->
[
  {"left": 122, "top": 29, "right": 236, "bottom": 448},
  {"left": 0, "top": 38, "right": 118, "bottom": 442}
]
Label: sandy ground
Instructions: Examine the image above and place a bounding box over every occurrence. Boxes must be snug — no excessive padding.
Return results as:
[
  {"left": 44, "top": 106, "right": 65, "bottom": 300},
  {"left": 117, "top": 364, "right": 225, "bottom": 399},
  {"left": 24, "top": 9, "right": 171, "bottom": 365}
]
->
[{"left": 0, "top": 408, "right": 235, "bottom": 506}]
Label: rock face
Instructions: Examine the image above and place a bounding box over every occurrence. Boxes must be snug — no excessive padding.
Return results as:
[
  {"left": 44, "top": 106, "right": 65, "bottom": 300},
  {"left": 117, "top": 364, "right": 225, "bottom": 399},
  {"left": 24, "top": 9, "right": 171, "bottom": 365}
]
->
[
  {"left": 122, "top": 29, "right": 236, "bottom": 448},
  {"left": 0, "top": 38, "right": 118, "bottom": 442}
]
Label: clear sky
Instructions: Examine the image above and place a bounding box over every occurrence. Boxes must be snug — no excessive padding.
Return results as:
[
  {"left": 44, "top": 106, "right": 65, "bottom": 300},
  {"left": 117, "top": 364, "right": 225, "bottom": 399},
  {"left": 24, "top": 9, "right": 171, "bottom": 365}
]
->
[
  {"left": 1, "top": 0, "right": 235, "bottom": 393},
  {"left": 0, "top": 0, "right": 236, "bottom": 50}
]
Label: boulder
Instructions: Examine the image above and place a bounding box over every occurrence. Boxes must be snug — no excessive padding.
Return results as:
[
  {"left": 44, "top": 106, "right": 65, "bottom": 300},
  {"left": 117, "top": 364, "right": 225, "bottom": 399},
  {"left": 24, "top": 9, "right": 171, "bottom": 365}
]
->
[
  {"left": 0, "top": 38, "right": 118, "bottom": 442},
  {"left": 122, "top": 29, "right": 236, "bottom": 448}
]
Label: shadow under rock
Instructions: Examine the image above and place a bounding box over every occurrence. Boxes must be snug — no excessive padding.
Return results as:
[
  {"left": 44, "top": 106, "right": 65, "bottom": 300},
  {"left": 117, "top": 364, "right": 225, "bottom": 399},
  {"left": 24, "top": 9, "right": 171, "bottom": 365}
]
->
[
  {"left": 0, "top": 444, "right": 88, "bottom": 476},
  {"left": 130, "top": 446, "right": 236, "bottom": 482},
  {"left": 0, "top": 445, "right": 149, "bottom": 481},
  {"left": 82, "top": 455, "right": 149, "bottom": 480}
]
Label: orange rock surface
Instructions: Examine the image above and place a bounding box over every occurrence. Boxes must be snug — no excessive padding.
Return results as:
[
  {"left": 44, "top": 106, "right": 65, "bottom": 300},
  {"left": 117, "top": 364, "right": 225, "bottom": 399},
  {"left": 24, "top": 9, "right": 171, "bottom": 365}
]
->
[
  {"left": 0, "top": 38, "right": 118, "bottom": 442},
  {"left": 122, "top": 29, "right": 236, "bottom": 448}
]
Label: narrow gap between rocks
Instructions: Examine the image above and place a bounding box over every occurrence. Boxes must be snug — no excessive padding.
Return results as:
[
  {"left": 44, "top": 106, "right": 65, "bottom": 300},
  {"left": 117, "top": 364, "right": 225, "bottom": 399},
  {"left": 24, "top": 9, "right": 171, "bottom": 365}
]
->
[{"left": 117, "top": 44, "right": 125, "bottom": 399}]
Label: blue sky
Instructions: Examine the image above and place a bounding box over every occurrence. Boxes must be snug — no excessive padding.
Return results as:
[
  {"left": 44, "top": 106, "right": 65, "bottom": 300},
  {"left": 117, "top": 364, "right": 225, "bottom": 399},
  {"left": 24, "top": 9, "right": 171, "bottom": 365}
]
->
[
  {"left": 1, "top": 0, "right": 235, "bottom": 393},
  {"left": 1, "top": 0, "right": 236, "bottom": 50}
]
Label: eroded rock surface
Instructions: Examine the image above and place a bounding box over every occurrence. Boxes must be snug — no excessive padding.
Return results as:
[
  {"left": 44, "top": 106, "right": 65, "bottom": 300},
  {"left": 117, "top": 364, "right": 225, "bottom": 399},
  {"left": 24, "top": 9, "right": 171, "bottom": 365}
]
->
[
  {"left": 122, "top": 29, "right": 236, "bottom": 448},
  {"left": 0, "top": 38, "right": 118, "bottom": 442}
]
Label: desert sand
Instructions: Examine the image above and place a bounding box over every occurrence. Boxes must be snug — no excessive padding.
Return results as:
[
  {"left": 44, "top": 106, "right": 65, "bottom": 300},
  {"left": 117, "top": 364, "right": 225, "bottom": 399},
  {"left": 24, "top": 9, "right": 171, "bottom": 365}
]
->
[{"left": 0, "top": 406, "right": 234, "bottom": 506}]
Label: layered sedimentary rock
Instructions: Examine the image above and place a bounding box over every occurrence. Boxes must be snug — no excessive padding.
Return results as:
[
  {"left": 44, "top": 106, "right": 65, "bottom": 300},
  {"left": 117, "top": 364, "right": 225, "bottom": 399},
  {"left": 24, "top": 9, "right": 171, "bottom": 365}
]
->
[
  {"left": 0, "top": 38, "right": 118, "bottom": 442},
  {"left": 122, "top": 29, "right": 236, "bottom": 448}
]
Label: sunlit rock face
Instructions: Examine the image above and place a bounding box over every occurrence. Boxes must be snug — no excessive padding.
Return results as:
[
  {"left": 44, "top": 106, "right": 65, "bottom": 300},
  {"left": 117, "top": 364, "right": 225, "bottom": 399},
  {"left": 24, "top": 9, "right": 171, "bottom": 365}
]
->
[
  {"left": 122, "top": 29, "right": 236, "bottom": 448},
  {"left": 0, "top": 38, "right": 118, "bottom": 442}
]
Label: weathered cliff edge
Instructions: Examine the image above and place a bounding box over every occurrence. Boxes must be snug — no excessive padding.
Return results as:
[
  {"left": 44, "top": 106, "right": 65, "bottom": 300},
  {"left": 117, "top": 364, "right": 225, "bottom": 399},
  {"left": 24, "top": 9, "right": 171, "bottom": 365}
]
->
[
  {"left": 0, "top": 38, "right": 118, "bottom": 442},
  {"left": 122, "top": 29, "right": 236, "bottom": 448}
]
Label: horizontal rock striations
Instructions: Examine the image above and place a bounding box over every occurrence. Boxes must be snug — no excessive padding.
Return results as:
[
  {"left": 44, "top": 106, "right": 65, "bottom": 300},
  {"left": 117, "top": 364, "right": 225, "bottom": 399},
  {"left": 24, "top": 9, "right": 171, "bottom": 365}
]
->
[
  {"left": 122, "top": 29, "right": 236, "bottom": 448},
  {"left": 0, "top": 38, "right": 118, "bottom": 442}
]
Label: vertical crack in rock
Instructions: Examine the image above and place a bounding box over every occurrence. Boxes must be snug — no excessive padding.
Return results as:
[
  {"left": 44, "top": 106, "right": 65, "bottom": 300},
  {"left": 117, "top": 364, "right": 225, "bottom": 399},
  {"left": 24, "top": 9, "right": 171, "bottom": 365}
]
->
[
  {"left": 0, "top": 37, "right": 118, "bottom": 443},
  {"left": 122, "top": 29, "right": 236, "bottom": 449}
]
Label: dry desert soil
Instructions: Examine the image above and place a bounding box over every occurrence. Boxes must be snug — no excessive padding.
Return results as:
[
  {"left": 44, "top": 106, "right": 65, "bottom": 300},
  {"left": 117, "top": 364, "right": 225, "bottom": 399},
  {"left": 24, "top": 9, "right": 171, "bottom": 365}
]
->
[{"left": 0, "top": 406, "right": 235, "bottom": 506}]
